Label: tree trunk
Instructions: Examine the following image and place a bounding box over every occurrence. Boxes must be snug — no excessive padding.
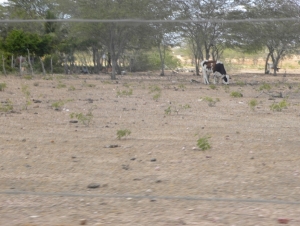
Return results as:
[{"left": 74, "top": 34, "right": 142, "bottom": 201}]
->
[
  {"left": 39, "top": 57, "right": 46, "bottom": 76},
  {"left": 265, "top": 52, "right": 271, "bottom": 74},
  {"left": 11, "top": 55, "right": 14, "bottom": 69},
  {"left": 50, "top": 56, "right": 53, "bottom": 75},
  {"left": 273, "top": 57, "right": 280, "bottom": 76},
  {"left": 158, "top": 43, "right": 165, "bottom": 76},
  {"left": 111, "top": 56, "right": 117, "bottom": 80},
  {"left": 195, "top": 55, "right": 200, "bottom": 76},
  {"left": 205, "top": 43, "right": 210, "bottom": 60},
  {"left": 19, "top": 56, "right": 22, "bottom": 76},
  {"left": 2, "top": 55, "right": 7, "bottom": 76},
  {"left": 270, "top": 53, "right": 276, "bottom": 76},
  {"left": 96, "top": 50, "right": 101, "bottom": 74},
  {"left": 27, "top": 49, "right": 34, "bottom": 76},
  {"left": 64, "top": 54, "right": 68, "bottom": 75}
]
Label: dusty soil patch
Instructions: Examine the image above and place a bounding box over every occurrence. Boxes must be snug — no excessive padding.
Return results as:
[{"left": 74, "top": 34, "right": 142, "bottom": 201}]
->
[{"left": 1, "top": 71, "right": 300, "bottom": 225}]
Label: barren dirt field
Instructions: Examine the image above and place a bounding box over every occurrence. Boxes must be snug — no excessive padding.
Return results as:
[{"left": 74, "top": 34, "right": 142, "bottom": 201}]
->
[{"left": 1, "top": 70, "right": 300, "bottom": 226}]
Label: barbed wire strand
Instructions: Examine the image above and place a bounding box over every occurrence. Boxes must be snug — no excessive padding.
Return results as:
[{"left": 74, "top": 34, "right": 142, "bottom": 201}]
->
[
  {"left": 0, "top": 17, "right": 299, "bottom": 24},
  {"left": 1, "top": 190, "right": 300, "bottom": 205}
]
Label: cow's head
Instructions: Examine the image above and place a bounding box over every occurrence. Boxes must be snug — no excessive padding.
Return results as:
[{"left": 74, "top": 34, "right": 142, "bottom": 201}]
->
[{"left": 222, "top": 75, "right": 230, "bottom": 85}]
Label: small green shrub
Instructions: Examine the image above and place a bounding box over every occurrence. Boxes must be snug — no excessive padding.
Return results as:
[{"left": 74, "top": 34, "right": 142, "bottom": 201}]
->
[
  {"left": 55, "top": 75, "right": 67, "bottom": 80},
  {"left": 57, "top": 81, "right": 66, "bottom": 88},
  {"left": 180, "top": 104, "right": 191, "bottom": 109},
  {"left": 21, "top": 84, "right": 31, "bottom": 110},
  {"left": 86, "top": 83, "right": 96, "bottom": 88},
  {"left": 230, "top": 91, "right": 243, "bottom": 98},
  {"left": 149, "top": 85, "right": 161, "bottom": 93},
  {"left": 164, "top": 106, "right": 172, "bottom": 115},
  {"left": 149, "top": 85, "right": 162, "bottom": 101},
  {"left": 82, "top": 81, "right": 96, "bottom": 88},
  {"left": 68, "top": 85, "right": 76, "bottom": 91},
  {"left": 153, "top": 93, "right": 161, "bottom": 101},
  {"left": 23, "top": 75, "right": 33, "bottom": 80},
  {"left": 123, "top": 83, "right": 131, "bottom": 88},
  {"left": 259, "top": 83, "right": 272, "bottom": 91},
  {"left": 43, "top": 76, "right": 53, "bottom": 80},
  {"left": 101, "top": 80, "right": 111, "bottom": 84},
  {"left": 209, "top": 84, "right": 217, "bottom": 90},
  {"left": 249, "top": 99, "right": 258, "bottom": 111},
  {"left": 203, "top": 96, "right": 219, "bottom": 107},
  {"left": 178, "top": 83, "right": 186, "bottom": 90},
  {"left": 0, "top": 82, "right": 7, "bottom": 91},
  {"left": 117, "top": 89, "right": 133, "bottom": 97},
  {"left": 270, "top": 99, "right": 289, "bottom": 112},
  {"left": 197, "top": 136, "right": 211, "bottom": 151},
  {"left": 0, "top": 99, "right": 13, "bottom": 112},
  {"left": 51, "top": 100, "right": 65, "bottom": 110},
  {"left": 236, "top": 80, "right": 246, "bottom": 86},
  {"left": 117, "top": 129, "right": 131, "bottom": 139},
  {"left": 70, "top": 112, "right": 93, "bottom": 126}
]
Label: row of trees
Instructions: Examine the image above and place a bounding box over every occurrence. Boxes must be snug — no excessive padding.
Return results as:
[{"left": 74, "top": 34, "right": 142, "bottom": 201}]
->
[{"left": 0, "top": 0, "right": 299, "bottom": 78}]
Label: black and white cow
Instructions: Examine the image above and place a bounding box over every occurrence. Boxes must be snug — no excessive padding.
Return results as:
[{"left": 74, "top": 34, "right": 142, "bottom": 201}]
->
[
  {"left": 213, "top": 61, "right": 230, "bottom": 85},
  {"left": 201, "top": 60, "right": 230, "bottom": 85}
]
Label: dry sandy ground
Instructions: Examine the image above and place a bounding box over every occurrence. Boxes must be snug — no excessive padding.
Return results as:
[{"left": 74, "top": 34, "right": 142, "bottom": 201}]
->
[{"left": 1, "top": 70, "right": 300, "bottom": 225}]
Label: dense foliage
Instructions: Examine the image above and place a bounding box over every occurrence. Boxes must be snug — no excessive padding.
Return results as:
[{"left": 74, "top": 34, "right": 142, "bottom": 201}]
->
[{"left": 0, "top": 0, "right": 299, "bottom": 78}]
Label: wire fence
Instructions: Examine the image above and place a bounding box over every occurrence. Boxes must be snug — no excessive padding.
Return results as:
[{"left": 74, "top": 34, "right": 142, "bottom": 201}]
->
[
  {"left": 2, "top": 190, "right": 300, "bottom": 205},
  {"left": 0, "top": 17, "right": 299, "bottom": 24}
]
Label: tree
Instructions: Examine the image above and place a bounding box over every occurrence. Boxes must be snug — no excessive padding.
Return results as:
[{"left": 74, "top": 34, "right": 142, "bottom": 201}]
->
[
  {"left": 145, "top": 1, "right": 181, "bottom": 76},
  {"left": 4, "top": 30, "right": 29, "bottom": 56},
  {"left": 176, "top": 0, "right": 237, "bottom": 75},
  {"left": 74, "top": 0, "right": 154, "bottom": 79},
  {"left": 4, "top": 29, "right": 53, "bottom": 75},
  {"left": 5, "top": 0, "right": 59, "bottom": 33},
  {"left": 229, "top": 0, "right": 300, "bottom": 75}
]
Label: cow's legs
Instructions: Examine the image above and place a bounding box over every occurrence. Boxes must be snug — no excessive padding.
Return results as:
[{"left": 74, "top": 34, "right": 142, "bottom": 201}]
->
[
  {"left": 213, "top": 72, "right": 222, "bottom": 84},
  {"left": 202, "top": 65, "right": 209, "bottom": 84}
]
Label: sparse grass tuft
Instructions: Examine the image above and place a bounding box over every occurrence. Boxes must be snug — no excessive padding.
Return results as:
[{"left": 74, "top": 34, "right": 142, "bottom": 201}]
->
[
  {"left": 23, "top": 75, "right": 33, "bottom": 80},
  {"left": 101, "top": 80, "right": 112, "bottom": 84},
  {"left": 259, "top": 83, "right": 272, "bottom": 91},
  {"left": 270, "top": 99, "right": 289, "bottom": 112},
  {"left": 149, "top": 85, "right": 162, "bottom": 101},
  {"left": 149, "top": 85, "right": 161, "bottom": 93},
  {"left": 43, "top": 75, "right": 53, "bottom": 80},
  {"left": 164, "top": 106, "right": 172, "bottom": 115},
  {"left": 197, "top": 136, "right": 211, "bottom": 151},
  {"left": 117, "top": 89, "right": 133, "bottom": 97},
  {"left": 68, "top": 85, "right": 76, "bottom": 91},
  {"left": 0, "top": 82, "right": 7, "bottom": 91},
  {"left": 57, "top": 81, "right": 66, "bottom": 88},
  {"left": 0, "top": 99, "right": 13, "bottom": 112},
  {"left": 82, "top": 80, "right": 96, "bottom": 88},
  {"left": 203, "top": 96, "right": 219, "bottom": 107},
  {"left": 70, "top": 112, "right": 93, "bottom": 126},
  {"left": 249, "top": 99, "right": 258, "bottom": 111},
  {"left": 123, "top": 83, "right": 131, "bottom": 88},
  {"left": 178, "top": 83, "right": 186, "bottom": 90},
  {"left": 51, "top": 100, "right": 65, "bottom": 111},
  {"left": 230, "top": 91, "right": 243, "bottom": 98},
  {"left": 236, "top": 80, "right": 246, "bottom": 86},
  {"left": 180, "top": 104, "right": 191, "bottom": 109},
  {"left": 117, "top": 129, "right": 131, "bottom": 139},
  {"left": 153, "top": 92, "right": 161, "bottom": 101},
  {"left": 209, "top": 84, "right": 217, "bottom": 90},
  {"left": 21, "top": 84, "right": 31, "bottom": 110}
]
